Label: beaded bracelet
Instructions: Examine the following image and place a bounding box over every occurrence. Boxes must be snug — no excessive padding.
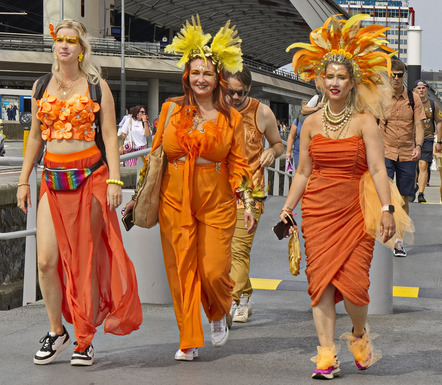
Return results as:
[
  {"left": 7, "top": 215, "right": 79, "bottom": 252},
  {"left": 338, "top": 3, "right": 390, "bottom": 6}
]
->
[
  {"left": 17, "top": 182, "right": 30, "bottom": 187},
  {"left": 280, "top": 207, "right": 293, "bottom": 215},
  {"left": 106, "top": 179, "right": 124, "bottom": 186}
]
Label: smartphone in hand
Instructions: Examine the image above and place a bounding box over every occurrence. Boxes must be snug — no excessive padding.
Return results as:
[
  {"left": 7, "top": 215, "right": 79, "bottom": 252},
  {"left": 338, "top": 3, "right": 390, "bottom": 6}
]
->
[
  {"left": 121, "top": 209, "right": 134, "bottom": 231},
  {"left": 272, "top": 215, "right": 296, "bottom": 240}
]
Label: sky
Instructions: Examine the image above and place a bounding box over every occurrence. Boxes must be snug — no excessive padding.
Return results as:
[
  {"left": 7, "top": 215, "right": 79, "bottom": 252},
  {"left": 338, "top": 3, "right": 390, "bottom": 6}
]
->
[
  {"left": 408, "top": 0, "right": 442, "bottom": 71},
  {"left": 281, "top": 1, "right": 442, "bottom": 72}
]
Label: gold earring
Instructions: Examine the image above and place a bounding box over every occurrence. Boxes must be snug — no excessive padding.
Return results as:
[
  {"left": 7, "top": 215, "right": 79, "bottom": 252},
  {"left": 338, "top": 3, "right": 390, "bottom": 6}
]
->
[
  {"left": 54, "top": 52, "right": 58, "bottom": 60},
  {"left": 78, "top": 53, "right": 84, "bottom": 63}
]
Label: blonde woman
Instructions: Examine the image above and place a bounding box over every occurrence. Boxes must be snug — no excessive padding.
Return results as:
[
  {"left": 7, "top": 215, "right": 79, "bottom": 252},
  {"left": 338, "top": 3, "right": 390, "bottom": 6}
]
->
[{"left": 17, "top": 19, "right": 142, "bottom": 366}]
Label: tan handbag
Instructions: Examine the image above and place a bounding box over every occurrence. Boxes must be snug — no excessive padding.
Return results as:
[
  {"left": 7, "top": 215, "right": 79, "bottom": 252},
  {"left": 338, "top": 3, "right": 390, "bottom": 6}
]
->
[
  {"left": 287, "top": 215, "right": 302, "bottom": 276},
  {"left": 132, "top": 102, "right": 176, "bottom": 228}
]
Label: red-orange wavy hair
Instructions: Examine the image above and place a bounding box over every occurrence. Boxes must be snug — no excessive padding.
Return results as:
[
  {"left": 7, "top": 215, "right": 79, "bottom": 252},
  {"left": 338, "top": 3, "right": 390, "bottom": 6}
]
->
[{"left": 169, "top": 59, "right": 233, "bottom": 124}]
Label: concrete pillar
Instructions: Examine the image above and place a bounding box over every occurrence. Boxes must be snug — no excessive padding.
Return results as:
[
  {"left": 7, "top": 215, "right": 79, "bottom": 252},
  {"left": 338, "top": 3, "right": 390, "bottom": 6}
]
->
[
  {"left": 407, "top": 26, "right": 423, "bottom": 88},
  {"left": 117, "top": 190, "right": 172, "bottom": 304},
  {"left": 147, "top": 78, "right": 159, "bottom": 121},
  {"left": 336, "top": 241, "right": 393, "bottom": 315},
  {"left": 367, "top": 241, "right": 393, "bottom": 314}
]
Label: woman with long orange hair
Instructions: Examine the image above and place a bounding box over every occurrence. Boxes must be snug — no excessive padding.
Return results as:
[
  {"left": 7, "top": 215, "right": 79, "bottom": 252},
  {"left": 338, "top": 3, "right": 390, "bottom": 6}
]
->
[{"left": 125, "top": 15, "right": 257, "bottom": 361}]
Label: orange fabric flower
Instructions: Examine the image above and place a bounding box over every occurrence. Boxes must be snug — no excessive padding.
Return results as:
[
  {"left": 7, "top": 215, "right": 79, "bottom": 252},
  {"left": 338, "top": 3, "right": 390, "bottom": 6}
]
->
[
  {"left": 41, "top": 125, "right": 51, "bottom": 141},
  {"left": 70, "top": 109, "right": 89, "bottom": 126},
  {"left": 86, "top": 101, "right": 100, "bottom": 121},
  {"left": 67, "top": 94, "right": 90, "bottom": 113},
  {"left": 76, "top": 123, "right": 95, "bottom": 141},
  {"left": 37, "top": 92, "right": 57, "bottom": 112},
  {"left": 59, "top": 106, "right": 72, "bottom": 121},
  {"left": 53, "top": 121, "right": 73, "bottom": 140}
]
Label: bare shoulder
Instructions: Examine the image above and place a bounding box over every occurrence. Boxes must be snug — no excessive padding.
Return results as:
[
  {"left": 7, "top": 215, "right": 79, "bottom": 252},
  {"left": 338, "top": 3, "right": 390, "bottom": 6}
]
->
[
  {"left": 258, "top": 102, "right": 276, "bottom": 121},
  {"left": 257, "top": 102, "right": 277, "bottom": 132},
  {"left": 351, "top": 111, "right": 380, "bottom": 140},
  {"left": 354, "top": 111, "right": 378, "bottom": 128}
]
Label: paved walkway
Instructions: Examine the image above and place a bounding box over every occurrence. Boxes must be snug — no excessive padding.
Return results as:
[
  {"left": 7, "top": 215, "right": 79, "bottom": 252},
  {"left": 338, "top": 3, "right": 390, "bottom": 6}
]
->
[{"left": 1, "top": 166, "right": 442, "bottom": 384}]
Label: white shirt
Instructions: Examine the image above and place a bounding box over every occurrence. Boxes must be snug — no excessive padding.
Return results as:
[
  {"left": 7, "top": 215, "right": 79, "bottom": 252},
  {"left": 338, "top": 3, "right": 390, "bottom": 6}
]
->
[{"left": 120, "top": 118, "right": 147, "bottom": 148}]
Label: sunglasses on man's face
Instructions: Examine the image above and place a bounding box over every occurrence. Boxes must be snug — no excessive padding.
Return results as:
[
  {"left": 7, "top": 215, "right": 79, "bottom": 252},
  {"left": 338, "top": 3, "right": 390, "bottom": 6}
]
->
[
  {"left": 139, "top": 110, "right": 146, "bottom": 114},
  {"left": 391, "top": 72, "right": 404, "bottom": 79},
  {"left": 227, "top": 88, "right": 248, "bottom": 97},
  {"left": 55, "top": 35, "right": 80, "bottom": 45}
]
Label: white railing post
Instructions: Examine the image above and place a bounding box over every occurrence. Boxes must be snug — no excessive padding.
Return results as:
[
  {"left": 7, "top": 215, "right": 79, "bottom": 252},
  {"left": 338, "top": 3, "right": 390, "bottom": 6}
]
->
[{"left": 22, "top": 165, "right": 38, "bottom": 305}]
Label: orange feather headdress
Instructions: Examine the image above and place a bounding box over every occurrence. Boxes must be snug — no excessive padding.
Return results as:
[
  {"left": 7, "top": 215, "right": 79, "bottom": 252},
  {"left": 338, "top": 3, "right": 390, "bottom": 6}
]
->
[{"left": 286, "top": 14, "right": 397, "bottom": 86}]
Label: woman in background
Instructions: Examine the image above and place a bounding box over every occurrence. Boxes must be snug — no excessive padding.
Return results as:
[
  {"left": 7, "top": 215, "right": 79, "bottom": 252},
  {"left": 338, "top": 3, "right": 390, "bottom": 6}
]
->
[{"left": 119, "top": 105, "right": 150, "bottom": 166}]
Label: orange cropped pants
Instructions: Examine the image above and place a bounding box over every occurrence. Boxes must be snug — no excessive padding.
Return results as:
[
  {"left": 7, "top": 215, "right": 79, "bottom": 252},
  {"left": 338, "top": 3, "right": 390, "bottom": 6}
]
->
[{"left": 158, "top": 160, "right": 236, "bottom": 350}]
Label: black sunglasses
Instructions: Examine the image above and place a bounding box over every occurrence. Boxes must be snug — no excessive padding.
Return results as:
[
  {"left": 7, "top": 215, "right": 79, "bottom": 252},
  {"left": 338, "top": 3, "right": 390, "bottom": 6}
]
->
[
  {"left": 391, "top": 72, "right": 404, "bottom": 79},
  {"left": 227, "top": 88, "right": 248, "bottom": 97}
]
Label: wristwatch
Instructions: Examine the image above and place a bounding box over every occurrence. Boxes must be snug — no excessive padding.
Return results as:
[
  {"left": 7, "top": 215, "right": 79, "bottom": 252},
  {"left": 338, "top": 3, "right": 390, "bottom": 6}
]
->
[{"left": 381, "top": 204, "right": 395, "bottom": 214}]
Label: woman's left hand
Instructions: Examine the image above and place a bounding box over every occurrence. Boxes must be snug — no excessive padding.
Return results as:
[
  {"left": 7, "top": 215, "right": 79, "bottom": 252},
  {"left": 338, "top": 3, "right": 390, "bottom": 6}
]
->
[
  {"left": 244, "top": 211, "right": 257, "bottom": 234},
  {"left": 379, "top": 212, "right": 396, "bottom": 244},
  {"left": 107, "top": 183, "right": 122, "bottom": 211}
]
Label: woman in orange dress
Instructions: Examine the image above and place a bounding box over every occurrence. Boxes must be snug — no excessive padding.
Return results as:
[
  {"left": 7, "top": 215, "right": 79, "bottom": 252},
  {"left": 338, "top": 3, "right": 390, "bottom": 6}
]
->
[
  {"left": 16, "top": 20, "right": 142, "bottom": 366},
  {"left": 125, "top": 15, "right": 257, "bottom": 361},
  {"left": 280, "top": 15, "right": 413, "bottom": 379}
]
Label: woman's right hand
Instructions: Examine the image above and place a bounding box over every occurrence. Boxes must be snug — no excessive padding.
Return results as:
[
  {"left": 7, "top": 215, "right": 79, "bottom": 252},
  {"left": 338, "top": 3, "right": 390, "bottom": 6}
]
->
[
  {"left": 279, "top": 210, "right": 295, "bottom": 236},
  {"left": 122, "top": 199, "right": 135, "bottom": 215},
  {"left": 16, "top": 184, "right": 31, "bottom": 214}
]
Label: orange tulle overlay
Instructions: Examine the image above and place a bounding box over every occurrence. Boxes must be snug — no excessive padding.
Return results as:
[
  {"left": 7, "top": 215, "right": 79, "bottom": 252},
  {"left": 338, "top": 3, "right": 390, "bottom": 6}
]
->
[
  {"left": 340, "top": 325, "right": 382, "bottom": 369},
  {"left": 311, "top": 345, "right": 340, "bottom": 370},
  {"left": 359, "top": 171, "right": 414, "bottom": 249}
]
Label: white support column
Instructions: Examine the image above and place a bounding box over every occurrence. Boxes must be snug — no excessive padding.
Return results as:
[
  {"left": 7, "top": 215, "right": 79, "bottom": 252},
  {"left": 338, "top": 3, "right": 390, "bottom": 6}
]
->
[
  {"left": 407, "top": 26, "right": 423, "bottom": 88},
  {"left": 117, "top": 190, "right": 171, "bottom": 304},
  {"left": 336, "top": 241, "right": 393, "bottom": 315},
  {"left": 147, "top": 78, "right": 159, "bottom": 121},
  {"left": 22, "top": 166, "right": 37, "bottom": 305},
  {"left": 367, "top": 242, "right": 393, "bottom": 314}
]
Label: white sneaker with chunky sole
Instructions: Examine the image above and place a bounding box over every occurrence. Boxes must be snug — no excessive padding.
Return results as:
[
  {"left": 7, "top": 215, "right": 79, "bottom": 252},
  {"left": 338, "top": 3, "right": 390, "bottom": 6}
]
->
[{"left": 34, "top": 326, "right": 71, "bottom": 365}]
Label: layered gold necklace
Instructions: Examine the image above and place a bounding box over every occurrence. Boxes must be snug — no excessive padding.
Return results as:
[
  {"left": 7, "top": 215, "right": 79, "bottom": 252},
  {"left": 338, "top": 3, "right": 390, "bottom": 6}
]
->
[
  {"left": 322, "top": 102, "right": 352, "bottom": 139},
  {"left": 58, "top": 76, "right": 80, "bottom": 98}
]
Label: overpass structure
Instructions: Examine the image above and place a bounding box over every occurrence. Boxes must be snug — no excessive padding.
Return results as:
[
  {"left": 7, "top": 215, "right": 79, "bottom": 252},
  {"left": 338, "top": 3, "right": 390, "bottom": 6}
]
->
[{"left": 0, "top": 0, "right": 346, "bottom": 122}]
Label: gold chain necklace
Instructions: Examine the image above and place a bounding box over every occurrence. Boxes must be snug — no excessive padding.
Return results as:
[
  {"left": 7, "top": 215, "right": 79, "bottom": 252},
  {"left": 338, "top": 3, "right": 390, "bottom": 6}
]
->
[
  {"left": 58, "top": 76, "right": 80, "bottom": 97},
  {"left": 322, "top": 102, "right": 351, "bottom": 125},
  {"left": 322, "top": 102, "right": 352, "bottom": 133}
]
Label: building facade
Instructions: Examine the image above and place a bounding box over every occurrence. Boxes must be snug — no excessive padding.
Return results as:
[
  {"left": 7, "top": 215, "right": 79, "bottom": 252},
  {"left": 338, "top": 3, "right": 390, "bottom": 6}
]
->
[{"left": 335, "top": 0, "right": 411, "bottom": 63}]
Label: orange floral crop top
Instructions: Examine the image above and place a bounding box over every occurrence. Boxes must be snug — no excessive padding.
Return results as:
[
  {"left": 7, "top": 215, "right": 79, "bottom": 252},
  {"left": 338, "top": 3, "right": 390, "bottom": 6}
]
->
[{"left": 36, "top": 88, "right": 100, "bottom": 141}]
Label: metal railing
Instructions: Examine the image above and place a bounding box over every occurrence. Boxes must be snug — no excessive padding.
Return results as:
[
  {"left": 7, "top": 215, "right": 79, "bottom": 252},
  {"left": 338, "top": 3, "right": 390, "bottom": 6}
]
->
[
  {"left": 0, "top": 143, "right": 292, "bottom": 306},
  {"left": 0, "top": 32, "right": 312, "bottom": 86}
]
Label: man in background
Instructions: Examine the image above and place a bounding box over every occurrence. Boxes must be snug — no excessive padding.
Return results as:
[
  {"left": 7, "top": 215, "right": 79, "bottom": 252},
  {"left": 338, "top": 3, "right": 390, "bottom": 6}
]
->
[
  {"left": 379, "top": 59, "right": 425, "bottom": 257},
  {"left": 226, "top": 65, "right": 284, "bottom": 323},
  {"left": 412, "top": 80, "right": 442, "bottom": 203}
]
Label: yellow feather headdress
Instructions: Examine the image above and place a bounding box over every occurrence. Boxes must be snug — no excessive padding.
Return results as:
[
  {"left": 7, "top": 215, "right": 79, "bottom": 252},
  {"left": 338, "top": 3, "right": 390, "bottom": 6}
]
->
[
  {"left": 286, "top": 14, "right": 397, "bottom": 86},
  {"left": 165, "top": 14, "right": 243, "bottom": 74}
]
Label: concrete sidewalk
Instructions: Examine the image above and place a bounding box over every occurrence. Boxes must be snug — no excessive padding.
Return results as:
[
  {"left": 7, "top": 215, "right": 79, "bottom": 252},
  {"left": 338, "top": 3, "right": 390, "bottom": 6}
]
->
[{"left": 1, "top": 181, "right": 442, "bottom": 384}]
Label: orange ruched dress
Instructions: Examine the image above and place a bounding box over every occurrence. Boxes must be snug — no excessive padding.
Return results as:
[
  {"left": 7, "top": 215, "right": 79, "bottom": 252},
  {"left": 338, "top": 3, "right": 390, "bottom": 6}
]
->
[
  {"left": 152, "top": 101, "right": 251, "bottom": 350},
  {"left": 37, "top": 91, "right": 142, "bottom": 351},
  {"left": 301, "top": 134, "right": 375, "bottom": 307}
]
